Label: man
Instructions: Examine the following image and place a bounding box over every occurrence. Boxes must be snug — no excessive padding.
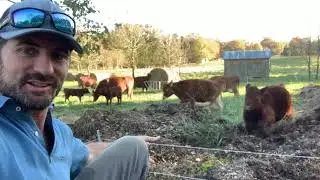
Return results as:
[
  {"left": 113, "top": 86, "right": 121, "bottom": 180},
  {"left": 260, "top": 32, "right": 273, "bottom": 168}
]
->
[{"left": 0, "top": 0, "right": 160, "bottom": 179}]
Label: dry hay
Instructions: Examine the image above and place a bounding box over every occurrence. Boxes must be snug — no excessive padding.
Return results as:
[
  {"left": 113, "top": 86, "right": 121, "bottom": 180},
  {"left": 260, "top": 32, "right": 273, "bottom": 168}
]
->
[
  {"left": 73, "top": 103, "right": 225, "bottom": 144},
  {"left": 71, "top": 85, "right": 320, "bottom": 179}
]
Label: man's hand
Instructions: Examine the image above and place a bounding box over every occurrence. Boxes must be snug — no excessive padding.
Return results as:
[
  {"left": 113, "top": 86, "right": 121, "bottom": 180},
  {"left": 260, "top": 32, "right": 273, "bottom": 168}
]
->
[
  {"left": 136, "top": 135, "right": 161, "bottom": 144},
  {"left": 85, "top": 135, "right": 161, "bottom": 165},
  {"left": 86, "top": 142, "right": 109, "bottom": 163},
  {"left": 135, "top": 135, "right": 161, "bottom": 166}
]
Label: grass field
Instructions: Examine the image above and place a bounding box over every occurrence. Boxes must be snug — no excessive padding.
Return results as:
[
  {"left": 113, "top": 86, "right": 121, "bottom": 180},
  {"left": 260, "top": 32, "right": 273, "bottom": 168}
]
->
[{"left": 52, "top": 56, "right": 315, "bottom": 124}]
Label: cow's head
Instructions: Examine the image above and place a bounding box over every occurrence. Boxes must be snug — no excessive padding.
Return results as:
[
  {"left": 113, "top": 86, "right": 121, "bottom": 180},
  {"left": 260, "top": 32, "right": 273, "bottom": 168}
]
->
[
  {"left": 83, "top": 88, "right": 90, "bottom": 94},
  {"left": 244, "top": 84, "right": 262, "bottom": 110},
  {"left": 162, "top": 81, "right": 174, "bottom": 100},
  {"left": 92, "top": 90, "right": 99, "bottom": 102}
]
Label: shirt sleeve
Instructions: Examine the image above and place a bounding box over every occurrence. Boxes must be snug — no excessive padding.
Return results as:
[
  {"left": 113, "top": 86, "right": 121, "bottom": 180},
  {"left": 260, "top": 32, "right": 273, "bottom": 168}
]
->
[{"left": 70, "top": 136, "right": 89, "bottom": 179}]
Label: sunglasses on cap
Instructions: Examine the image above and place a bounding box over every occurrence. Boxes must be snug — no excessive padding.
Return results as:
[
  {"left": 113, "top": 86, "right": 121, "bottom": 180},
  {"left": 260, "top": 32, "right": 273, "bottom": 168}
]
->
[{"left": 0, "top": 8, "right": 76, "bottom": 36}]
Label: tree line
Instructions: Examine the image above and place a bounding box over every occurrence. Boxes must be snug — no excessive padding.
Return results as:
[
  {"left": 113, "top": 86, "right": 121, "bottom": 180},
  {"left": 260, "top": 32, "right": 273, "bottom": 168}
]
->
[{"left": 56, "top": 0, "right": 320, "bottom": 77}]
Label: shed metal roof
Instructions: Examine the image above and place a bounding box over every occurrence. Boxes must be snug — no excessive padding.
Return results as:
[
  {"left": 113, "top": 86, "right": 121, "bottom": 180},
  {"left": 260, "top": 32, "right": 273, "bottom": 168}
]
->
[{"left": 223, "top": 50, "right": 272, "bottom": 60}]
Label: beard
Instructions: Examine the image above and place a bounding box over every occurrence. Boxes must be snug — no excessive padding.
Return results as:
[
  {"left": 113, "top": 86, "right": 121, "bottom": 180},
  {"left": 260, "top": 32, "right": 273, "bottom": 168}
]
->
[{"left": 0, "top": 63, "right": 63, "bottom": 110}]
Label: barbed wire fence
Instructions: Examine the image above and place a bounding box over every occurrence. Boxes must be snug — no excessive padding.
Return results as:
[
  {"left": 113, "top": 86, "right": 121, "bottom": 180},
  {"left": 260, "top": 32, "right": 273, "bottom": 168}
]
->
[{"left": 146, "top": 142, "right": 320, "bottom": 179}]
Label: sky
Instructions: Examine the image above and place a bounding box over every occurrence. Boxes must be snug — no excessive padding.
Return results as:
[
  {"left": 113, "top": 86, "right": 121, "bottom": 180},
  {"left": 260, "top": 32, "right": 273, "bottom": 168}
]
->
[{"left": 1, "top": 0, "right": 320, "bottom": 42}]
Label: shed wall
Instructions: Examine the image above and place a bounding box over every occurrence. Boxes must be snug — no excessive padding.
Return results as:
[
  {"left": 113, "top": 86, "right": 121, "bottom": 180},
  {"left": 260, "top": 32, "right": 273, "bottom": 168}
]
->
[{"left": 224, "top": 59, "right": 270, "bottom": 81}]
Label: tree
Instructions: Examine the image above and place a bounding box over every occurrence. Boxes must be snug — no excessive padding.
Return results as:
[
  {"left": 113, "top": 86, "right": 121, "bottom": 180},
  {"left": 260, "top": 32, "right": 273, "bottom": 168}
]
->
[
  {"left": 54, "top": 0, "right": 107, "bottom": 73},
  {"left": 223, "top": 40, "right": 246, "bottom": 51},
  {"left": 110, "top": 24, "right": 148, "bottom": 77},
  {"left": 260, "top": 37, "right": 284, "bottom": 55},
  {"left": 246, "top": 43, "right": 263, "bottom": 50}
]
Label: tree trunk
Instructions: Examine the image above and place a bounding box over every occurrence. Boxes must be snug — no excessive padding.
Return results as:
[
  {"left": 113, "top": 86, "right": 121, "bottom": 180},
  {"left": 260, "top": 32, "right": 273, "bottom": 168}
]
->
[
  {"left": 308, "top": 55, "right": 311, "bottom": 81},
  {"left": 316, "top": 55, "right": 320, "bottom": 80}
]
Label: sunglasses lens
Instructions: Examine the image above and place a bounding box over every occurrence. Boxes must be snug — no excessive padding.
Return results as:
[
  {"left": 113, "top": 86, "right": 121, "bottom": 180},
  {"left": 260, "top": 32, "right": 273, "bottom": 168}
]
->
[
  {"left": 13, "top": 9, "right": 45, "bottom": 28},
  {"left": 52, "top": 13, "right": 75, "bottom": 35}
]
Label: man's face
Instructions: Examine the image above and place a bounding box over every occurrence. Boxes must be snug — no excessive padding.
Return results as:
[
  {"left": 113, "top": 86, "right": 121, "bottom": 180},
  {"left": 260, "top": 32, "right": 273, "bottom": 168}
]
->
[{"left": 0, "top": 33, "right": 70, "bottom": 110}]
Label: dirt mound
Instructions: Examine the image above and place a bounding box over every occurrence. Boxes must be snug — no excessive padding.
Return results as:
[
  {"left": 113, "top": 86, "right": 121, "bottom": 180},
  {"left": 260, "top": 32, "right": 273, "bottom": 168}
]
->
[
  {"left": 73, "top": 103, "right": 226, "bottom": 146},
  {"left": 71, "top": 85, "right": 320, "bottom": 179}
]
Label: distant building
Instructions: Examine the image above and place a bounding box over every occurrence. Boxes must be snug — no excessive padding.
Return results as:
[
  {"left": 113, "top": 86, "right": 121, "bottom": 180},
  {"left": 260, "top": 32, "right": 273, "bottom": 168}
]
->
[{"left": 223, "top": 50, "right": 272, "bottom": 81}]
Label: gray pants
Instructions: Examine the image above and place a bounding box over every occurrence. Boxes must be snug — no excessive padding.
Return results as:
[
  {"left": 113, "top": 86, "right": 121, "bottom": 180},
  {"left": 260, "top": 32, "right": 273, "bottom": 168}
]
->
[{"left": 75, "top": 136, "right": 149, "bottom": 180}]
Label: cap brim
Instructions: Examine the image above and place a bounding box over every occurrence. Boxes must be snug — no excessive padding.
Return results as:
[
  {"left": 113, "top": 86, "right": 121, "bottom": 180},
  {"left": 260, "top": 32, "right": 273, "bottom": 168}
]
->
[{"left": 0, "top": 28, "right": 83, "bottom": 54}]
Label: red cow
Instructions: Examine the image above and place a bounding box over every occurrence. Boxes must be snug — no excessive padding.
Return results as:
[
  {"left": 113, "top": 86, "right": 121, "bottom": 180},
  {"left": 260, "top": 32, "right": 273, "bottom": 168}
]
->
[
  {"left": 243, "top": 84, "right": 294, "bottom": 135},
  {"left": 108, "top": 76, "right": 134, "bottom": 99},
  {"left": 162, "top": 79, "right": 224, "bottom": 109},
  {"left": 93, "top": 76, "right": 134, "bottom": 104},
  {"left": 123, "top": 76, "right": 134, "bottom": 98},
  {"left": 78, "top": 75, "right": 97, "bottom": 89},
  {"left": 210, "top": 75, "right": 240, "bottom": 96}
]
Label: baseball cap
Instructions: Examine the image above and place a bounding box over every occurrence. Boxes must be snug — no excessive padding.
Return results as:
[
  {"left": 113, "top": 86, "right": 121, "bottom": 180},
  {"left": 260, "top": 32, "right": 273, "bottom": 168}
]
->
[{"left": 0, "top": 0, "right": 83, "bottom": 54}]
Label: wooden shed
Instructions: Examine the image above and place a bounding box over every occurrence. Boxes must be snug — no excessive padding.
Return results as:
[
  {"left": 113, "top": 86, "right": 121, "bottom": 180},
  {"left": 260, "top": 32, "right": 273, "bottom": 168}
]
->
[{"left": 223, "top": 50, "right": 272, "bottom": 81}]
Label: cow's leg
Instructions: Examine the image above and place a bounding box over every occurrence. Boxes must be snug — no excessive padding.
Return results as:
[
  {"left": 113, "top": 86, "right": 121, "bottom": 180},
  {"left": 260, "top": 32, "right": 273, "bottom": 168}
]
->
[
  {"left": 283, "top": 105, "right": 294, "bottom": 120},
  {"left": 79, "top": 96, "right": 82, "bottom": 103},
  {"left": 209, "top": 95, "right": 223, "bottom": 111}
]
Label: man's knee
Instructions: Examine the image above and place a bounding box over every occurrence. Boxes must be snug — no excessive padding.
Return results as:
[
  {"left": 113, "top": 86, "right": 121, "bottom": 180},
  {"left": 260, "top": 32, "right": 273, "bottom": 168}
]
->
[{"left": 112, "top": 136, "right": 148, "bottom": 155}]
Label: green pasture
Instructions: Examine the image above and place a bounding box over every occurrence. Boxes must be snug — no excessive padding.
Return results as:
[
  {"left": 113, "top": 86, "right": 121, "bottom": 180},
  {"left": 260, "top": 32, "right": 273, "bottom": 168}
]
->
[{"left": 52, "top": 56, "right": 314, "bottom": 124}]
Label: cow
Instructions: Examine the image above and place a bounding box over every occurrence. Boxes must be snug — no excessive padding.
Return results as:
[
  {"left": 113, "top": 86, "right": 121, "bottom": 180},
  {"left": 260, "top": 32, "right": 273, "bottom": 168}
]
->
[
  {"left": 210, "top": 75, "right": 240, "bottom": 96},
  {"left": 134, "top": 73, "right": 151, "bottom": 91},
  {"left": 93, "top": 79, "right": 109, "bottom": 102},
  {"left": 77, "top": 75, "right": 97, "bottom": 89},
  {"left": 63, "top": 88, "right": 90, "bottom": 103},
  {"left": 105, "top": 86, "right": 122, "bottom": 105},
  {"left": 123, "top": 76, "right": 134, "bottom": 98},
  {"left": 93, "top": 76, "right": 134, "bottom": 104},
  {"left": 162, "top": 79, "right": 225, "bottom": 110},
  {"left": 93, "top": 79, "right": 122, "bottom": 105},
  {"left": 108, "top": 76, "right": 134, "bottom": 99},
  {"left": 243, "top": 84, "right": 294, "bottom": 135}
]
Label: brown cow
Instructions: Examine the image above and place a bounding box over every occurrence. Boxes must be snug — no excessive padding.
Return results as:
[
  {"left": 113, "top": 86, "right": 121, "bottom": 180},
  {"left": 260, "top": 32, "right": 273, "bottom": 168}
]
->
[
  {"left": 243, "top": 84, "right": 294, "bottom": 135},
  {"left": 210, "top": 75, "right": 240, "bottom": 96},
  {"left": 162, "top": 79, "right": 224, "bottom": 110},
  {"left": 123, "top": 76, "right": 134, "bottom": 98},
  {"left": 134, "top": 73, "right": 151, "bottom": 91},
  {"left": 78, "top": 75, "right": 97, "bottom": 89},
  {"left": 63, "top": 88, "right": 90, "bottom": 103},
  {"left": 108, "top": 76, "right": 134, "bottom": 99},
  {"left": 93, "top": 76, "right": 134, "bottom": 104}
]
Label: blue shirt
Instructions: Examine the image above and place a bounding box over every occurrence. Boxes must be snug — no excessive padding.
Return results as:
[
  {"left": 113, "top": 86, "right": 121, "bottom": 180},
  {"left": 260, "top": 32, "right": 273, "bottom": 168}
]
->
[{"left": 0, "top": 96, "right": 89, "bottom": 180}]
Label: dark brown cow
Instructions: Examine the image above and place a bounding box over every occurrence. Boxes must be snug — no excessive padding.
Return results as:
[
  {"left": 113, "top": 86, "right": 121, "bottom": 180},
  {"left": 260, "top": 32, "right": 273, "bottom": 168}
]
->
[
  {"left": 105, "top": 86, "right": 122, "bottom": 104},
  {"left": 93, "top": 79, "right": 109, "bottom": 102},
  {"left": 93, "top": 79, "right": 123, "bottom": 105},
  {"left": 63, "top": 88, "right": 90, "bottom": 103},
  {"left": 134, "top": 73, "right": 151, "bottom": 91},
  {"left": 78, "top": 75, "right": 97, "bottom": 89},
  {"left": 210, "top": 75, "right": 240, "bottom": 96},
  {"left": 243, "top": 84, "right": 294, "bottom": 135},
  {"left": 162, "top": 79, "right": 224, "bottom": 109}
]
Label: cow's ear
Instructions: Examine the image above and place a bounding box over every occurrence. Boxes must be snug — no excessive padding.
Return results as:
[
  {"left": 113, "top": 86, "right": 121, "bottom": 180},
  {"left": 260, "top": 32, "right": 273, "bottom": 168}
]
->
[{"left": 169, "top": 80, "right": 173, "bottom": 86}]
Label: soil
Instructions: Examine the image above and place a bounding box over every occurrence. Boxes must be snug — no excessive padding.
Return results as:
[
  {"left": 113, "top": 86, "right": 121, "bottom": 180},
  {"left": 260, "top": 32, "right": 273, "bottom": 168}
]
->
[{"left": 71, "top": 85, "right": 320, "bottom": 180}]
